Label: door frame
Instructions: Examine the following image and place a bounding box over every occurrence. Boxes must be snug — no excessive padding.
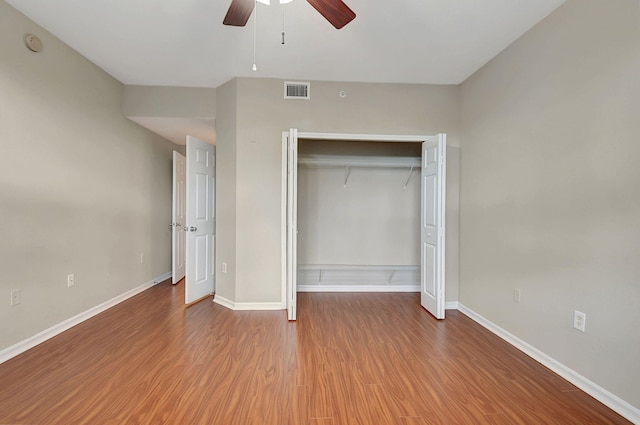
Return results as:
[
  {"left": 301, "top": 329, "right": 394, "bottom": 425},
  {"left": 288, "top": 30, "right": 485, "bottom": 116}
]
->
[
  {"left": 281, "top": 131, "right": 446, "bottom": 318},
  {"left": 284, "top": 129, "right": 298, "bottom": 320},
  {"left": 172, "top": 151, "right": 186, "bottom": 284}
]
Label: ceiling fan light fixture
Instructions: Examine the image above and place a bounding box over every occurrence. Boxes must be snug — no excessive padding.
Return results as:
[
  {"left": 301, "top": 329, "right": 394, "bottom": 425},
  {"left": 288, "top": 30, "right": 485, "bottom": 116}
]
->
[{"left": 224, "top": 0, "right": 353, "bottom": 28}]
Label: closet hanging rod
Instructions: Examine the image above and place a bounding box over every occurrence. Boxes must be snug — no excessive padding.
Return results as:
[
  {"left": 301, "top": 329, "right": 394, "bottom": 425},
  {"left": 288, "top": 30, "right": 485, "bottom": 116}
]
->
[{"left": 298, "top": 154, "right": 420, "bottom": 169}]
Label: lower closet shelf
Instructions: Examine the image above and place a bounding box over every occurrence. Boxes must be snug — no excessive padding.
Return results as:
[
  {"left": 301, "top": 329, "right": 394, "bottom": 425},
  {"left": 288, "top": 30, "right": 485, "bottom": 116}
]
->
[{"left": 297, "top": 264, "right": 420, "bottom": 292}]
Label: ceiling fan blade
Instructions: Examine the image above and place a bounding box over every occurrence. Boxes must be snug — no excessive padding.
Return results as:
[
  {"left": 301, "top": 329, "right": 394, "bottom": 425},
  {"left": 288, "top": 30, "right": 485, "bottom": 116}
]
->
[
  {"left": 223, "top": 0, "right": 255, "bottom": 27},
  {"left": 306, "top": 0, "right": 356, "bottom": 29}
]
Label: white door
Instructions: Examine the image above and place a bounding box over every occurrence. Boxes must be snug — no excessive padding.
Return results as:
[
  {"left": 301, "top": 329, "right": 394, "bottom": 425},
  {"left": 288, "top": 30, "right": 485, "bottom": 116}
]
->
[
  {"left": 421, "top": 134, "right": 446, "bottom": 319},
  {"left": 285, "top": 129, "right": 298, "bottom": 320},
  {"left": 185, "top": 135, "right": 215, "bottom": 304},
  {"left": 172, "top": 151, "right": 186, "bottom": 284}
]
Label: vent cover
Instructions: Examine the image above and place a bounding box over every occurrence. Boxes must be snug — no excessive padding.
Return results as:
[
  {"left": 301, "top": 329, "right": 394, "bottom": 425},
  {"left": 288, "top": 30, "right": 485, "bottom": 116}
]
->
[{"left": 284, "top": 81, "right": 310, "bottom": 99}]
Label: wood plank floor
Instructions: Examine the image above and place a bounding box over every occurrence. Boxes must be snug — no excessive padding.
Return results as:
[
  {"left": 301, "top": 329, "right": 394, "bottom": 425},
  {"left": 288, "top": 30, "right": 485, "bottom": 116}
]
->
[{"left": 0, "top": 280, "right": 631, "bottom": 424}]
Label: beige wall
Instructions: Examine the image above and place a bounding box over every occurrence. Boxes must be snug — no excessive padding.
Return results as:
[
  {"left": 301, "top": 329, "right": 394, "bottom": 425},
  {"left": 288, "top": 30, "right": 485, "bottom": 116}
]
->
[
  {"left": 297, "top": 140, "right": 422, "bottom": 267},
  {"left": 216, "top": 78, "right": 460, "bottom": 304},
  {"left": 297, "top": 166, "right": 422, "bottom": 267},
  {"left": 460, "top": 0, "right": 640, "bottom": 409},
  {"left": 122, "top": 85, "right": 216, "bottom": 119},
  {"left": 122, "top": 85, "right": 217, "bottom": 145},
  {"left": 214, "top": 79, "right": 238, "bottom": 302},
  {"left": 0, "top": 1, "right": 177, "bottom": 351}
]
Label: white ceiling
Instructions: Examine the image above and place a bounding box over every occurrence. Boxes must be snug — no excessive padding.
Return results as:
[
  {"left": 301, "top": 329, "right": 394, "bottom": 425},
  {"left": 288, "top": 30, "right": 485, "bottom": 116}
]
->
[
  {"left": 7, "top": 0, "right": 565, "bottom": 88},
  {"left": 7, "top": 0, "right": 565, "bottom": 145}
]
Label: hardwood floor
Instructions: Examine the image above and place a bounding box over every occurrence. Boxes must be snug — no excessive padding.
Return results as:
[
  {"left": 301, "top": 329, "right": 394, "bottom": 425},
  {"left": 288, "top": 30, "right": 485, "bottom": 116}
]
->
[{"left": 0, "top": 281, "right": 631, "bottom": 424}]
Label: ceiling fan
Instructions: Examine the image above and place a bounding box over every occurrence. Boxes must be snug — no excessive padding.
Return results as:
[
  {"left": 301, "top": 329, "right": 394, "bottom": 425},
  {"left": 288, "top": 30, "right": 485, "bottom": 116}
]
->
[{"left": 223, "top": 0, "right": 356, "bottom": 30}]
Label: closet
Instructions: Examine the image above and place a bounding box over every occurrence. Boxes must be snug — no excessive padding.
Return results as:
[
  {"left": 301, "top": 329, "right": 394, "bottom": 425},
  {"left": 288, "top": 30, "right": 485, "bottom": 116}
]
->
[
  {"left": 283, "top": 130, "right": 446, "bottom": 321},
  {"left": 296, "top": 139, "right": 422, "bottom": 292}
]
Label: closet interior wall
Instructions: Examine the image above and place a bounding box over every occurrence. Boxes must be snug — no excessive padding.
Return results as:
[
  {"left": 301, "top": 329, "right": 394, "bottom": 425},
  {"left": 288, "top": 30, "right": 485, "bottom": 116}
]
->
[{"left": 296, "top": 140, "right": 422, "bottom": 292}]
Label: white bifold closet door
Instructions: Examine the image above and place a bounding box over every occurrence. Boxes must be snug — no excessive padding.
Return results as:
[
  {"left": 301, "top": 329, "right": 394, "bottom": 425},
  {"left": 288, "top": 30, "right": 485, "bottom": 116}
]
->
[
  {"left": 420, "top": 135, "right": 446, "bottom": 319},
  {"left": 285, "top": 129, "right": 298, "bottom": 321}
]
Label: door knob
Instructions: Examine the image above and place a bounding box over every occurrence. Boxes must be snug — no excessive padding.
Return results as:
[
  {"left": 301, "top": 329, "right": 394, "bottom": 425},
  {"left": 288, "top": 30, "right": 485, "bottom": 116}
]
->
[{"left": 190, "top": 226, "right": 197, "bottom": 232}]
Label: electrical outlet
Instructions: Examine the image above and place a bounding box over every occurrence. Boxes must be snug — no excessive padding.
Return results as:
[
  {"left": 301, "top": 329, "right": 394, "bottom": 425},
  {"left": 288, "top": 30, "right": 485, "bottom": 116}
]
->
[
  {"left": 222, "top": 262, "right": 228, "bottom": 274},
  {"left": 11, "top": 289, "right": 21, "bottom": 306},
  {"left": 513, "top": 288, "right": 521, "bottom": 303},
  {"left": 573, "top": 310, "right": 586, "bottom": 332},
  {"left": 67, "top": 273, "right": 75, "bottom": 288}
]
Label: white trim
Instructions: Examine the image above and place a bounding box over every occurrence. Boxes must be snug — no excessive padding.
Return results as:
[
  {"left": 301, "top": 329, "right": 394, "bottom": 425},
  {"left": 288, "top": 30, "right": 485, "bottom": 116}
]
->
[
  {"left": 298, "top": 132, "right": 436, "bottom": 143},
  {"left": 281, "top": 133, "right": 288, "bottom": 308},
  {"left": 445, "top": 301, "right": 459, "bottom": 310},
  {"left": 457, "top": 303, "right": 640, "bottom": 424},
  {"left": 212, "top": 295, "right": 235, "bottom": 310},
  {"left": 0, "top": 272, "right": 171, "bottom": 365},
  {"left": 286, "top": 128, "right": 299, "bottom": 321},
  {"left": 234, "top": 302, "right": 283, "bottom": 311},
  {"left": 213, "top": 295, "right": 284, "bottom": 311},
  {"left": 298, "top": 285, "right": 420, "bottom": 293},
  {"left": 154, "top": 271, "right": 172, "bottom": 283}
]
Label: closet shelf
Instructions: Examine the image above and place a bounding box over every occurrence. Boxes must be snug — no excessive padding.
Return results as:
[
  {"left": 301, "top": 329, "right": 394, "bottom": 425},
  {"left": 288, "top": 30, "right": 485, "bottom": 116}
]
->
[
  {"left": 298, "top": 154, "right": 420, "bottom": 169},
  {"left": 297, "top": 264, "right": 420, "bottom": 291},
  {"left": 298, "top": 264, "right": 419, "bottom": 271}
]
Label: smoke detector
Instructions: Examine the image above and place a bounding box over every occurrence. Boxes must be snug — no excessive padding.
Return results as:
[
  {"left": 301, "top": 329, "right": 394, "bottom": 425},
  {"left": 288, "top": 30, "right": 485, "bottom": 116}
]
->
[{"left": 24, "top": 33, "right": 42, "bottom": 52}]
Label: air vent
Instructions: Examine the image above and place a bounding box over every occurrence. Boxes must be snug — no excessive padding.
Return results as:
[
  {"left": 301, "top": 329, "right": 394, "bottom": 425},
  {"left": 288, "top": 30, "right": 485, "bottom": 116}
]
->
[{"left": 284, "top": 81, "right": 310, "bottom": 99}]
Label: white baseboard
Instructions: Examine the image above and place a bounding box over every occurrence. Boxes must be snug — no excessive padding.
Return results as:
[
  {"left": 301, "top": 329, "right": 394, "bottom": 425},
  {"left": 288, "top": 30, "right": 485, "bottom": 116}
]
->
[
  {"left": 445, "top": 301, "right": 459, "bottom": 310},
  {"left": 213, "top": 295, "right": 283, "bottom": 311},
  {"left": 234, "top": 302, "right": 283, "bottom": 311},
  {"left": 298, "top": 284, "right": 420, "bottom": 293},
  {"left": 457, "top": 303, "right": 640, "bottom": 424},
  {"left": 0, "top": 272, "right": 171, "bottom": 365},
  {"left": 153, "top": 272, "right": 173, "bottom": 283},
  {"left": 212, "top": 295, "right": 235, "bottom": 310}
]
